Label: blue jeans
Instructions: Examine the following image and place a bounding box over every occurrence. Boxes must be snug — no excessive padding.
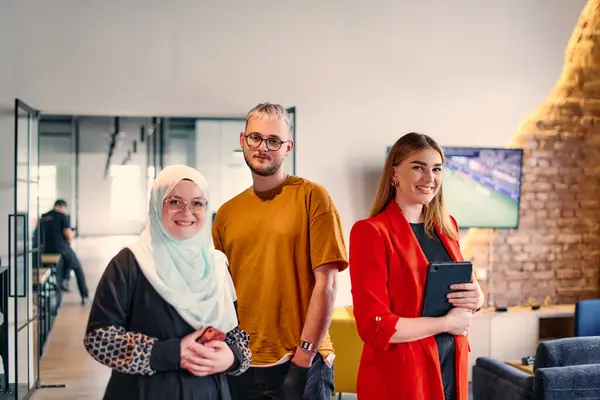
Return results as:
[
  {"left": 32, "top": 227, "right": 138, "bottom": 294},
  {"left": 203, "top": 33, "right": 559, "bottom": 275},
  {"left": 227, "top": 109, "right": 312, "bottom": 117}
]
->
[{"left": 228, "top": 353, "right": 334, "bottom": 400}]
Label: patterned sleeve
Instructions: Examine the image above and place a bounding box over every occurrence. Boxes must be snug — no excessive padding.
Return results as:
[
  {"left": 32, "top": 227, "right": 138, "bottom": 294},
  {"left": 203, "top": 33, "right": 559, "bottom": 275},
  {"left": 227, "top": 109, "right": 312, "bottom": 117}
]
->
[
  {"left": 84, "top": 250, "right": 181, "bottom": 375},
  {"left": 225, "top": 327, "right": 251, "bottom": 376},
  {"left": 84, "top": 325, "right": 157, "bottom": 376}
]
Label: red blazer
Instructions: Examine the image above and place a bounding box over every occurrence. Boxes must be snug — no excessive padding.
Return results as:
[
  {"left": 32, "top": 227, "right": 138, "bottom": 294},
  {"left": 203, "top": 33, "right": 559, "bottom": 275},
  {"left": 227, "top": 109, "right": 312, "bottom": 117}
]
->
[{"left": 349, "top": 201, "right": 469, "bottom": 400}]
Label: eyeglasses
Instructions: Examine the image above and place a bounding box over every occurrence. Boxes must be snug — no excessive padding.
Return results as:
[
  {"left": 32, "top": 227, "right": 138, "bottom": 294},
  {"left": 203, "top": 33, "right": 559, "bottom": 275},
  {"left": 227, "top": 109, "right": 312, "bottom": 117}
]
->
[
  {"left": 244, "top": 133, "right": 291, "bottom": 151},
  {"left": 163, "top": 196, "right": 208, "bottom": 213}
]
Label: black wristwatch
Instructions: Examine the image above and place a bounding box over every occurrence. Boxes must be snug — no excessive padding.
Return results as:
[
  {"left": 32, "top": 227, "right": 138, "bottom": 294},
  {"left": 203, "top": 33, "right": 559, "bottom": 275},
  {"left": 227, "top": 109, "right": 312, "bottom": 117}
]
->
[{"left": 299, "top": 340, "right": 314, "bottom": 352}]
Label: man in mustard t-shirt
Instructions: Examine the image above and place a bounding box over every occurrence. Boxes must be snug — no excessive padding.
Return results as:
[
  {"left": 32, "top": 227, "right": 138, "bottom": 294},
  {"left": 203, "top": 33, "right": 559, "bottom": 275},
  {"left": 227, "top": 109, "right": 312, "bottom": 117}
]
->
[{"left": 212, "top": 102, "right": 348, "bottom": 400}]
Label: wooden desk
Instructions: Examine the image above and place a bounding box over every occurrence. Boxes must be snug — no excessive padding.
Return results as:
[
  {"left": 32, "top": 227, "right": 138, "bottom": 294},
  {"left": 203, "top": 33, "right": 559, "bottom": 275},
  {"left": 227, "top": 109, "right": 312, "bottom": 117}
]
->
[
  {"left": 33, "top": 266, "right": 60, "bottom": 356},
  {"left": 41, "top": 254, "right": 61, "bottom": 264},
  {"left": 33, "top": 267, "right": 51, "bottom": 286},
  {"left": 506, "top": 360, "right": 534, "bottom": 375}
]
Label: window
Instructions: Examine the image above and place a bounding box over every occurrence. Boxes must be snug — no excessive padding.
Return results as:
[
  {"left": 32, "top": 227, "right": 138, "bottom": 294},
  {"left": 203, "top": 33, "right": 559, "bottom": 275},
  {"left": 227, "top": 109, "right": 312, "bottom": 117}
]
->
[
  {"left": 36, "top": 165, "right": 57, "bottom": 213},
  {"left": 110, "top": 165, "right": 143, "bottom": 221}
]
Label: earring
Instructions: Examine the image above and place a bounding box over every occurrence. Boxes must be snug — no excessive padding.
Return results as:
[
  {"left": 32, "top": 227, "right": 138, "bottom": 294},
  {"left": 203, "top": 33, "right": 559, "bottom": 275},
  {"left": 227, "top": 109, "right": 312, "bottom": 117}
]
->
[{"left": 391, "top": 177, "right": 399, "bottom": 187}]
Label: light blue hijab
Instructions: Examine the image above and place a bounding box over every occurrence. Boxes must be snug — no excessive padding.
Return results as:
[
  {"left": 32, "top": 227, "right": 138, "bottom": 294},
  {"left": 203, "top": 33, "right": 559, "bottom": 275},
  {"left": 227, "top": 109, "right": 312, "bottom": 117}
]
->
[{"left": 128, "top": 165, "right": 238, "bottom": 333}]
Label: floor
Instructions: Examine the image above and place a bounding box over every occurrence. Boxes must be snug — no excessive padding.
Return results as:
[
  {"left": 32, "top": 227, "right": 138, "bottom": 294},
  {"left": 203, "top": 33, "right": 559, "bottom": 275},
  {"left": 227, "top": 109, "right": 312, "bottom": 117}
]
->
[
  {"left": 27, "top": 236, "right": 470, "bottom": 400},
  {"left": 29, "top": 236, "right": 126, "bottom": 400}
]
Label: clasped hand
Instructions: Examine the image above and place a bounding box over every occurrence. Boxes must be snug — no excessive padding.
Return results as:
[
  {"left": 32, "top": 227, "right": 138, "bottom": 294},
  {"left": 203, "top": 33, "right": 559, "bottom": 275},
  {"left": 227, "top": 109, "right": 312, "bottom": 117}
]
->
[
  {"left": 180, "top": 327, "right": 234, "bottom": 377},
  {"left": 447, "top": 281, "right": 484, "bottom": 311},
  {"left": 443, "top": 280, "right": 484, "bottom": 337}
]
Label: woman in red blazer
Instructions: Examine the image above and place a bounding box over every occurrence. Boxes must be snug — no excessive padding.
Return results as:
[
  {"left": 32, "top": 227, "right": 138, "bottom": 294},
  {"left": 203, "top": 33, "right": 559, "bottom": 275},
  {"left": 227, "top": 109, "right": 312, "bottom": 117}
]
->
[{"left": 349, "top": 133, "right": 484, "bottom": 400}]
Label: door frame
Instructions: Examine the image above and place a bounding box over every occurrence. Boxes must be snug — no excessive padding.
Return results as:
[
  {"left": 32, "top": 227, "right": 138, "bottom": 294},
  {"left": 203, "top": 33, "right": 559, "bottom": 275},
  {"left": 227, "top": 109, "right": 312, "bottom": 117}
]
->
[{"left": 12, "top": 98, "right": 41, "bottom": 399}]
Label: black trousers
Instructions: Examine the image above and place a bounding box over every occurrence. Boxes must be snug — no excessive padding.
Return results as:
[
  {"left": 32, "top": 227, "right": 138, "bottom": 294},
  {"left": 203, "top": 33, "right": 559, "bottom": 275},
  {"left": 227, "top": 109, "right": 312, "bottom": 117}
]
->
[
  {"left": 60, "top": 247, "right": 89, "bottom": 298},
  {"left": 228, "top": 353, "right": 334, "bottom": 400},
  {"left": 435, "top": 333, "right": 456, "bottom": 400}
]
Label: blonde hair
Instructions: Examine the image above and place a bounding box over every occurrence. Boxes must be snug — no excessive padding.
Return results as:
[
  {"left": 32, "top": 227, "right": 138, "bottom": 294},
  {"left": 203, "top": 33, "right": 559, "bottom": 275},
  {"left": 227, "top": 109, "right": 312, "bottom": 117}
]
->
[
  {"left": 245, "top": 102, "right": 291, "bottom": 134},
  {"left": 369, "top": 132, "right": 458, "bottom": 240}
]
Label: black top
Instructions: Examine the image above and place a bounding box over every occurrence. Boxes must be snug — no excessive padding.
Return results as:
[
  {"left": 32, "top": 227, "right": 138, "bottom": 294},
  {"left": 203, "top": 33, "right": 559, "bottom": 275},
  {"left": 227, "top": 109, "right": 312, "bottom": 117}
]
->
[
  {"left": 85, "top": 248, "right": 248, "bottom": 400},
  {"left": 410, "top": 223, "right": 455, "bottom": 400},
  {"left": 39, "top": 209, "right": 70, "bottom": 253}
]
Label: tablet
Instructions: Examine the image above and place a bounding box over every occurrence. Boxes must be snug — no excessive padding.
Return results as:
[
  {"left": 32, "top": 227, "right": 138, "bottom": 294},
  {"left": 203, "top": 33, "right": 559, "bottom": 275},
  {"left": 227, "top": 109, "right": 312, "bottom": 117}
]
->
[{"left": 421, "top": 261, "right": 473, "bottom": 318}]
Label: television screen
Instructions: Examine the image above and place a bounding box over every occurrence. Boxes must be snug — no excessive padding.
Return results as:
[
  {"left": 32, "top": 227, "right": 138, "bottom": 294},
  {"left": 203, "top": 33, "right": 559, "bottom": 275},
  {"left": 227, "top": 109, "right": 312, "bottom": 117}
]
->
[{"left": 441, "top": 147, "right": 523, "bottom": 229}]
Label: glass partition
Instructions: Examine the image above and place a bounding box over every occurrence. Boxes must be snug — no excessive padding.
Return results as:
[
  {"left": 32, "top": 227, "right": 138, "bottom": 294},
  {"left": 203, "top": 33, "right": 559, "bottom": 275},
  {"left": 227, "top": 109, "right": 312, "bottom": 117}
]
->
[
  {"left": 285, "top": 106, "right": 296, "bottom": 176},
  {"left": 38, "top": 117, "right": 75, "bottom": 221},
  {"left": 147, "top": 119, "right": 158, "bottom": 207},
  {"left": 10, "top": 99, "right": 40, "bottom": 399},
  {"left": 31, "top": 111, "right": 297, "bottom": 239}
]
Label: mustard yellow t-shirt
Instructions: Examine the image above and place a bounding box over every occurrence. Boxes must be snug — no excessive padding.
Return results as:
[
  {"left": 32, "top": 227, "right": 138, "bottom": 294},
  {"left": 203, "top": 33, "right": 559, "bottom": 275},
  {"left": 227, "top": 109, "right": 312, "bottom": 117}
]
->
[{"left": 212, "top": 176, "right": 348, "bottom": 365}]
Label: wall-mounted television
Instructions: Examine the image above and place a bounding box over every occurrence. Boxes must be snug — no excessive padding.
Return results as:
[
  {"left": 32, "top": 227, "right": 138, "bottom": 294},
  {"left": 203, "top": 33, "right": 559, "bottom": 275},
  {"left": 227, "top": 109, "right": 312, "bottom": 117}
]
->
[
  {"left": 385, "top": 145, "right": 524, "bottom": 229},
  {"left": 441, "top": 147, "right": 523, "bottom": 229}
]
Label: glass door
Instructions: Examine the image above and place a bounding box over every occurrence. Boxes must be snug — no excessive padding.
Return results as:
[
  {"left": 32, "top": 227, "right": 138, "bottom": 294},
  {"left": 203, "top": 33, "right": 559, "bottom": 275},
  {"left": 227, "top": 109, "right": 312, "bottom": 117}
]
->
[
  {"left": 285, "top": 107, "right": 296, "bottom": 176},
  {"left": 10, "top": 99, "right": 40, "bottom": 399},
  {"left": 72, "top": 117, "right": 80, "bottom": 237},
  {"left": 146, "top": 120, "right": 157, "bottom": 208}
]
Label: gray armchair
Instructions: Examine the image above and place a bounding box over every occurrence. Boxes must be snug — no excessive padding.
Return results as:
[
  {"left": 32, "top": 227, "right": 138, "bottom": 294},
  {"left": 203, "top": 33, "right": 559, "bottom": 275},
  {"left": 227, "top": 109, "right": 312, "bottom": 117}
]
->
[{"left": 472, "top": 336, "right": 600, "bottom": 400}]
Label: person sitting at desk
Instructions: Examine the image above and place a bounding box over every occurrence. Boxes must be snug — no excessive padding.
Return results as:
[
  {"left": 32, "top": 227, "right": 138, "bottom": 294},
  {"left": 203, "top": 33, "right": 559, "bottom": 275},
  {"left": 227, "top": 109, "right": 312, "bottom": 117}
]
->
[
  {"left": 348, "top": 133, "right": 485, "bottom": 400},
  {"left": 39, "top": 199, "right": 89, "bottom": 305}
]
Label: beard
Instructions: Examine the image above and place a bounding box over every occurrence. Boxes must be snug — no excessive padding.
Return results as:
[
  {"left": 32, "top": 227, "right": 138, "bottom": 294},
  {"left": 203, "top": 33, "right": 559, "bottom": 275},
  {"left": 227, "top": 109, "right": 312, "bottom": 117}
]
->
[{"left": 243, "top": 152, "right": 284, "bottom": 177}]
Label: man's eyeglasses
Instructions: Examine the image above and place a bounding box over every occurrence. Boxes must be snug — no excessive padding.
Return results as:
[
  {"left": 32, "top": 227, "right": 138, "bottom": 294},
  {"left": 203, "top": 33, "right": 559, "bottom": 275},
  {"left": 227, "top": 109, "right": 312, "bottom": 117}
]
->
[
  {"left": 244, "top": 133, "right": 291, "bottom": 151},
  {"left": 164, "top": 196, "right": 208, "bottom": 213}
]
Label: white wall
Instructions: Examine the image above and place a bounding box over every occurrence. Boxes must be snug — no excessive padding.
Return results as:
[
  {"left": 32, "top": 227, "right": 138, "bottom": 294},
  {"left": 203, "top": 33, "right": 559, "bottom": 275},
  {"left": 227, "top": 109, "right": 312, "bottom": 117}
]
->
[
  {"left": 0, "top": 1, "right": 13, "bottom": 375},
  {"left": 4, "top": 0, "right": 587, "bottom": 305},
  {"left": 0, "top": 2, "right": 16, "bottom": 262}
]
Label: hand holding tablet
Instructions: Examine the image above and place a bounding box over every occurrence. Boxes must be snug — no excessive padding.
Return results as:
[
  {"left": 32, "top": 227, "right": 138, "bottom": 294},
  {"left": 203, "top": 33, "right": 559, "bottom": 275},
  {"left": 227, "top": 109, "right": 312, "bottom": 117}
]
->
[
  {"left": 447, "top": 281, "right": 483, "bottom": 311},
  {"left": 421, "top": 261, "right": 473, "bottom": 318}
]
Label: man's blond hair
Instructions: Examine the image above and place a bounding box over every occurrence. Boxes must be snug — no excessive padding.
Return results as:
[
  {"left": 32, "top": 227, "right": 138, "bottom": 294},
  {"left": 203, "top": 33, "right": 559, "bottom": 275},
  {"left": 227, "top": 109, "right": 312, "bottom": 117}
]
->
[{"left": 245, "top": 102, "right": 292, "bottom": 134}]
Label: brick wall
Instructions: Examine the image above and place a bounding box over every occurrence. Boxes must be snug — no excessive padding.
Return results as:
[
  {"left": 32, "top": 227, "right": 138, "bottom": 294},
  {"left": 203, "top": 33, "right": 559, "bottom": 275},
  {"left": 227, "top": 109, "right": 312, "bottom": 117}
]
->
[{"left": 461, "top": 0, "right": 600, "bottom": 307}]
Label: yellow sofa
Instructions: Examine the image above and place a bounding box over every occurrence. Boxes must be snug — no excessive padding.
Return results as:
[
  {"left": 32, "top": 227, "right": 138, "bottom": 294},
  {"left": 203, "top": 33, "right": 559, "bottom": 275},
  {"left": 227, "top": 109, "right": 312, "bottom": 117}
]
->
[{"left": 330, "top": 306, "right": 364, "bottom": 398}]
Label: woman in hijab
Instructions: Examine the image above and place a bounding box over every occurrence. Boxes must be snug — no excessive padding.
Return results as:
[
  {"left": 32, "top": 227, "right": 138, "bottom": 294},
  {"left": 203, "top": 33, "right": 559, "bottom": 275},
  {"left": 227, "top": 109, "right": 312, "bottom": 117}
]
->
[{"left": 84, "top": 165, "right": 251, "bottom": 400}]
